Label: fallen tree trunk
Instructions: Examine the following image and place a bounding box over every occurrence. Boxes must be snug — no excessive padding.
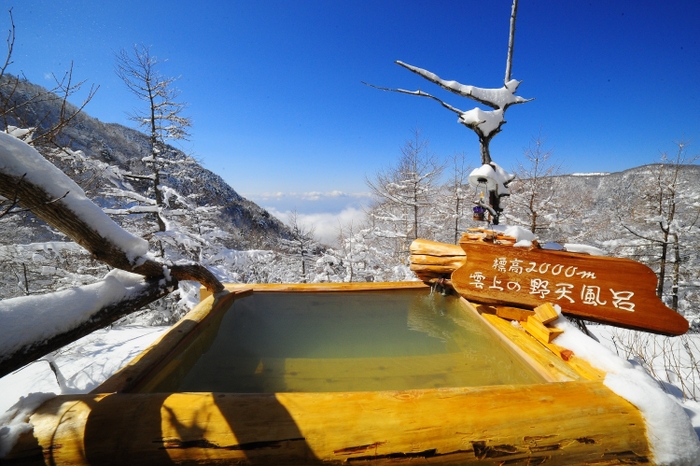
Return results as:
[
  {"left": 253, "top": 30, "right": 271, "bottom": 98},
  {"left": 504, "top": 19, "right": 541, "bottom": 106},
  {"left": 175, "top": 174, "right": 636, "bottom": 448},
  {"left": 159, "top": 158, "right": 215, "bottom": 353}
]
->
[{"left": 0, "top": 275, "right": 173, "bottom": 378}]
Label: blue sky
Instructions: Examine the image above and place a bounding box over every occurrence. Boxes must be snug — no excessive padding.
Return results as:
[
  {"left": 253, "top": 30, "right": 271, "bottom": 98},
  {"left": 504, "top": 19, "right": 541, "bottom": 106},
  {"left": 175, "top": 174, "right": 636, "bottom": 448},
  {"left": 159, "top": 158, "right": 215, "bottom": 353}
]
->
[{"left": 6, "top": 0, "right": 700, "bottom": 230}]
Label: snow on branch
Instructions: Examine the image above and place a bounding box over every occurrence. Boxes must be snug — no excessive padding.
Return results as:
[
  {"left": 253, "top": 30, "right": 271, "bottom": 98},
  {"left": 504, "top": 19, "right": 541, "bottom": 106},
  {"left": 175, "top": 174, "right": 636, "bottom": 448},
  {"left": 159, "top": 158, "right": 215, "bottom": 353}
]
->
[
  {"left": 0, "top": 132, "right": 223, "bottom": 291},
  {"left": 0, "top": 131, "right": 149, "bottom": 260},
  {"left": 395, "top": 61, "right": 532, "bottom": 110},
  {"left": 365, "top": 61, "right": 532, "bottom": 167}
]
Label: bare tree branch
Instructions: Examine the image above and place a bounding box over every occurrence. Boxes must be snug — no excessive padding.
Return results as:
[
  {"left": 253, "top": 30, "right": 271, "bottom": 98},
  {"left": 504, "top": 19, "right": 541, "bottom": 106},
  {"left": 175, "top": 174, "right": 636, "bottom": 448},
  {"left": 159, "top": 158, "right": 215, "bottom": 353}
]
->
[
  {"left": 362, "top": 81, "right": 467, "bottom": 117},
  {"left": 505, "top": 0, "right": 519, "bottom": 83},
  {"left": 0, "top": 7, "right": 14, "bottom": 80}
]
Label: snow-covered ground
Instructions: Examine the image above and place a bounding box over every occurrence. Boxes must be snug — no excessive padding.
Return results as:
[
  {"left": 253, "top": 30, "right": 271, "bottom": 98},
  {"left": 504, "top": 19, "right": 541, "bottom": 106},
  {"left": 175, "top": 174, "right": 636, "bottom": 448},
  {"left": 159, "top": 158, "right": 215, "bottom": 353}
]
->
[
  {"left": 2, "top": 318, "right": 700, "bottom": 464},
  {"left": 0, "top": 325, "right": 168, "bottom": 456},
  {"left": 0, "top": 325, "right": 168, "bottom": 412}
]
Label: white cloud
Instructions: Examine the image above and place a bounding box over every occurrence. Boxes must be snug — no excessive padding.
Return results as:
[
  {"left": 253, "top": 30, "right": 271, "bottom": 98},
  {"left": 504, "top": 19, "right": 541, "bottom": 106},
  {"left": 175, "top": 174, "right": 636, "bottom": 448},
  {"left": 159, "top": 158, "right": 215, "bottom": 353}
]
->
[{"left": 267, "top": 206, "right": 367, "bottom": 246}]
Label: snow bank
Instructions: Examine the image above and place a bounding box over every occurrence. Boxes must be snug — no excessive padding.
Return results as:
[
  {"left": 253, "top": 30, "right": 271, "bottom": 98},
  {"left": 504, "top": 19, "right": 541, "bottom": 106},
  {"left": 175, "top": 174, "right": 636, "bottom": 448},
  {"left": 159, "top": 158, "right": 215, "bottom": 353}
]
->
[
  {"left": 0, "top": 131, "right": 148, "bottom": 263},
  {"left": 0, "top": 270, "right": 158, "bottom": 359},
  {"left": 0, "top": 325, "right": 167, "bottom": 458},
  {"left": 553, "top": 310, "right": 700, "bottom": 465}
]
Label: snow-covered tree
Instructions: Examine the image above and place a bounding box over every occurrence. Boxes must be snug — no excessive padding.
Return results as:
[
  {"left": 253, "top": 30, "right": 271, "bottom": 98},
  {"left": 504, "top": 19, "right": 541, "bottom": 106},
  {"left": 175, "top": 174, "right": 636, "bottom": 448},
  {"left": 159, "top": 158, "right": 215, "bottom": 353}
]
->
[
  {"left": 278, "top": 210, "right": 321, "bottom": 283},
  {"left": 115, "top": 44, "right": 192, "bottom": 236},
  {"left": 613, "top": 143, "right": 700, "bottom": 311},
  {"left": 366, "top": 129, "right": 444, "bottom": 259},
  {"left": 365, "top": 0, "right": 529, "bottom": 223},
  {"left": 0, "top": 131, "right": 222, "bottom": 376},
  {"left": 436, "top": 151, "right": 472, "bottom": 244},
  {"left": 505, "top": 135, "right": 592, "bottom": 241}
]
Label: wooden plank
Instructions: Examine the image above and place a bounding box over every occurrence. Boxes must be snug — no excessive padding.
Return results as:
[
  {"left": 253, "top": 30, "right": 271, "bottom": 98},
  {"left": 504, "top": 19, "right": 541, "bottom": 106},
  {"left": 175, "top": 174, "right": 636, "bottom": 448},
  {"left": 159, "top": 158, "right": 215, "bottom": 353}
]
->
[
  {"left": 480, "top": 312, "right": 606, "bottom": 382},
  {"left": 452, "top": 240, "right": 689, "bottom": 336},
  {"left": 7, "top": 383, "right": 650, "bottom": 465},
  {"left": 201, "top": 281, "right": 430, "bottom": 301},
  {"left": 474, "top": 303, "right": 535, "bottom": 322},
  {"left": 478, "top": 312, "right": 582, "bottom": 382},
  {"left": 534, "top": 302, "right": 560, "bottom": 324},
  {"left": 524, "top": 315, "right": 564, "bottom": 344}
]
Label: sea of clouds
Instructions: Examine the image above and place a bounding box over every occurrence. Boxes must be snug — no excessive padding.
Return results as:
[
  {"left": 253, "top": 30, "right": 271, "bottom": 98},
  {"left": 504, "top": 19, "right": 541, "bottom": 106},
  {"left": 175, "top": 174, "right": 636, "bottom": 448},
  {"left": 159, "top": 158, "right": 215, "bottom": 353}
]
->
[{"left": 245, "top": 191, "right": 373, "bottom": 246}]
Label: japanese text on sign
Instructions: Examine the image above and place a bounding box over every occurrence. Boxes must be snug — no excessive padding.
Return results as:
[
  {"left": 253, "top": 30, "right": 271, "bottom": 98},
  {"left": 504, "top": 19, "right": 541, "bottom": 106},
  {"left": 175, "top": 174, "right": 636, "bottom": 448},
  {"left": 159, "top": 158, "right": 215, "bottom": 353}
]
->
[{"left": 468, "top": 256, "right": 635, "bottom": 312}]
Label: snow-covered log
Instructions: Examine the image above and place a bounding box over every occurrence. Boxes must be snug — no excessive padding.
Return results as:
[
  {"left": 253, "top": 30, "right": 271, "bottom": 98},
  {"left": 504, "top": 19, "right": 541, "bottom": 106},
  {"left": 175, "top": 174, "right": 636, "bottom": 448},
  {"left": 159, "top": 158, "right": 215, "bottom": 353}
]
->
[{"left": 0, "top": 272, "right": 172, "bottom": 378}]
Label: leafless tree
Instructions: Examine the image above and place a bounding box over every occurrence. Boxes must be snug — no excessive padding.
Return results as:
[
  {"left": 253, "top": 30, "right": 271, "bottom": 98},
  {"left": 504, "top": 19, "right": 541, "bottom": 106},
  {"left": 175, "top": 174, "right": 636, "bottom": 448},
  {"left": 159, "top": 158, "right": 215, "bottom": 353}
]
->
[
  {"left": 364, "top": 0, "right": 530, "bottom": 221},
  {"left": 506, "top": 134, "right": 589, "bottom": 239},
  {"left": 440, "top": 152, "right": 472, "bottom": 244},
  {"left": 115, "top": 44, "right": 191, "bottom": 233},
  {"left": 279, "top": 210, "right": 319, "bottom": 283},
  {"left": 615, "top": 142, "right": 700, "bottom": 309},
  {"left": 366, "top": 129, "right": 444, "bottom": 257},
  {"left": 0, "top": 9, "right": 98, "bottom": 149}
]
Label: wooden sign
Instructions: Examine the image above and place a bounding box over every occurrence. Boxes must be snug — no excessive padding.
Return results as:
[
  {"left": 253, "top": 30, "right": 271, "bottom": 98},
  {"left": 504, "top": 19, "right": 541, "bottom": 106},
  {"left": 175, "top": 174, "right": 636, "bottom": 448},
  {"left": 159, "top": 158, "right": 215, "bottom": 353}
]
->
[{"left": 451, "top": 240, "right": 689, "bottom": 336}]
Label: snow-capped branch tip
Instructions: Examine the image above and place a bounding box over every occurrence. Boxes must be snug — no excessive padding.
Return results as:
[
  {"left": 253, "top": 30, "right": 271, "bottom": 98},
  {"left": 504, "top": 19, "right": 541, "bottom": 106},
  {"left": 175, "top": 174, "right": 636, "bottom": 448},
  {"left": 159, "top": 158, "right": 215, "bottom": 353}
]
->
[{"left": 394, "top": 60, "right": 533, "bottom": 110}]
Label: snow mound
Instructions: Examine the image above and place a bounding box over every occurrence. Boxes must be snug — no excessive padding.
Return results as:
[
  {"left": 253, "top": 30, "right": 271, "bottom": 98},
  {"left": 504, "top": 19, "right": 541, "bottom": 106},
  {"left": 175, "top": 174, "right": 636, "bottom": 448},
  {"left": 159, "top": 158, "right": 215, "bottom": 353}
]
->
[{"left": 553, "top": 310, "right": 700, "bottom": 465}]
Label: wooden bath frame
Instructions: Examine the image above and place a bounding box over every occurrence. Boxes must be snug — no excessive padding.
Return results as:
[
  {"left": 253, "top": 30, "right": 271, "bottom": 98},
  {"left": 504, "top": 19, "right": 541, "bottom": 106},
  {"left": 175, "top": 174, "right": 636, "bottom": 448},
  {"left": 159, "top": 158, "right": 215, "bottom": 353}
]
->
[{"left": 6, "top": 282, "right": 652, "bottom": 465}]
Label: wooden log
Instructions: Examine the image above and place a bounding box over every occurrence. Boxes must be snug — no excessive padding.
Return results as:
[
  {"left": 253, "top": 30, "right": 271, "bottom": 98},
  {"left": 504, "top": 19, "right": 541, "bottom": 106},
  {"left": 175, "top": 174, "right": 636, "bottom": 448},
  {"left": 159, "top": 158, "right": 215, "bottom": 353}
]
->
[
  {"left": 408, "top": 239, "right": 466, "bottom": 282},
  {"left": 409, "top": 238, "right": 465, "bottom": 257},
  {"left": 409, "top": 253, "right": 467, "bottom": 269},
  {"left": 6, "top": 383, "right": 650, "bottom": 465}
]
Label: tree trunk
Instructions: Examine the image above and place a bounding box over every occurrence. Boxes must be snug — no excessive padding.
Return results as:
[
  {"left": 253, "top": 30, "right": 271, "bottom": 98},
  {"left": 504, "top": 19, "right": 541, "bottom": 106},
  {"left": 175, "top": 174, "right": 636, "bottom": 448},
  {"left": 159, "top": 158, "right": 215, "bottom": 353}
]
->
[
  {"left": 657, "top": 228, "right": 669, "bottom": 299},
  {"left": 479, "top": 138, "right": 492, "bottom": 165},
  {"left": 672, "top": 231, "right": 680, "bottom": 311}
]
